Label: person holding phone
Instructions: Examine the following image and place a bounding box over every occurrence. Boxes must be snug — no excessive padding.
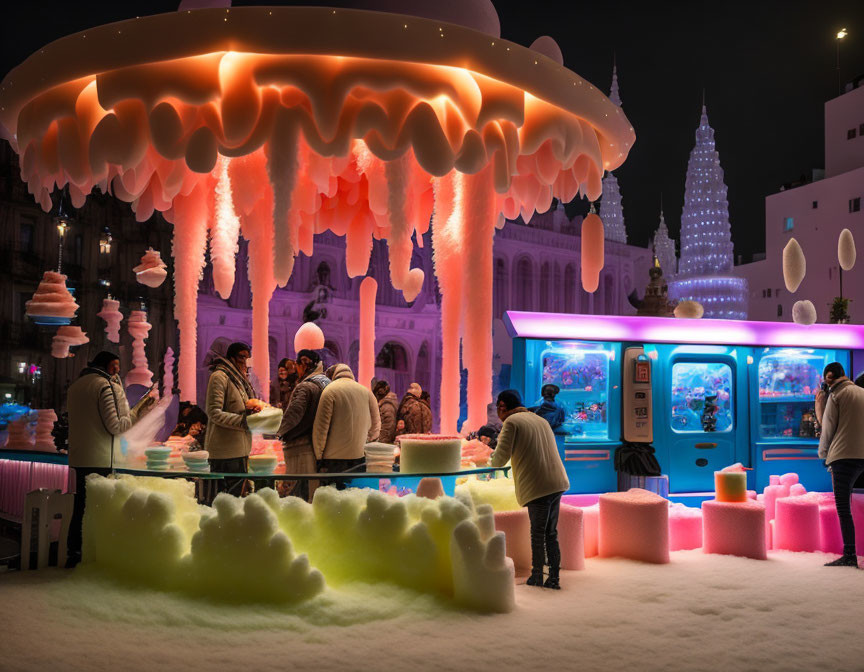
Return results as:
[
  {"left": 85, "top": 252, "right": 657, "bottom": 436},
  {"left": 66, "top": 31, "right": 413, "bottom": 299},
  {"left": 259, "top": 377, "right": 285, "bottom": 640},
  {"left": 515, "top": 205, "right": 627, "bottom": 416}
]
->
[{"left": 66, "top": 351, "right": 155, "bottom": 568}]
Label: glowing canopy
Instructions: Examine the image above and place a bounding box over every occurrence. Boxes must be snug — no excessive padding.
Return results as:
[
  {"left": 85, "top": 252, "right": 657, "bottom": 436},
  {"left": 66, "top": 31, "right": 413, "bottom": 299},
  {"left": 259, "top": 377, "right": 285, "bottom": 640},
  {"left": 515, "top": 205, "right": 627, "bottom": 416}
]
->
[{"left": 0, "top": 6, "right": 635, "bottom": 429}]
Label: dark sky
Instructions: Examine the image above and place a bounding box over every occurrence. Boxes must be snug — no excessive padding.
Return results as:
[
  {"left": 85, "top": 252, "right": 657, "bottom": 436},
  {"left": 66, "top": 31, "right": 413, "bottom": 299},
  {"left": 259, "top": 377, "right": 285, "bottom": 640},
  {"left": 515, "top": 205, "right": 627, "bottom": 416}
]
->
[{"left": 2, "top": 1, "right": 864, "bottom": 259}]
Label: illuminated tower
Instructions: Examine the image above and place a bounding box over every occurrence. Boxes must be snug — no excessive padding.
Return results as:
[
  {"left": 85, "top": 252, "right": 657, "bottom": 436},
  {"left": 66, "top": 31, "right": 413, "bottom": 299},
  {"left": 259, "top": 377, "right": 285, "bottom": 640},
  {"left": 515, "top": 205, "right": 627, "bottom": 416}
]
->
[
  {"left": 599, "top": 65, "right": 627, "bottom": 244},
  {"left": 670, "top": 105, "right": 747, "bottom": 319},
  {"left": 652, "top": 206, "right": 677, "bottom": 277}
]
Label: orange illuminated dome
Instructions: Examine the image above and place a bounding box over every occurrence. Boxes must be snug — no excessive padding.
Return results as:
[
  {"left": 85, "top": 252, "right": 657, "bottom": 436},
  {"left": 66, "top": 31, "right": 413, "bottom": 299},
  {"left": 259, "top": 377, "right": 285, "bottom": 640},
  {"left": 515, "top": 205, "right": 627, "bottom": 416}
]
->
[{"left": 0, "top": 5, "right": 635, "bottom": 432}]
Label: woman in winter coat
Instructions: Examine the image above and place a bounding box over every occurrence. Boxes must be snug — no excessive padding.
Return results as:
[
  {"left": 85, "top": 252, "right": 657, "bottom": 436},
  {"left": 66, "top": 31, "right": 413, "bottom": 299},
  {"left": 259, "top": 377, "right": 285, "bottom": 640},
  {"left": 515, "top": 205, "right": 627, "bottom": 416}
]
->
[
  {"left": 270, "top": 358, "right": 298, "bottom": 409},
  {"left": 66, "top": 350, "right": 154, "bottom": 566},
  {"left": 373, "top": 380, "right": 399, "bottom": 444},
  {"left": 204, "top": 342, "right": 262, "bottom": 497}
]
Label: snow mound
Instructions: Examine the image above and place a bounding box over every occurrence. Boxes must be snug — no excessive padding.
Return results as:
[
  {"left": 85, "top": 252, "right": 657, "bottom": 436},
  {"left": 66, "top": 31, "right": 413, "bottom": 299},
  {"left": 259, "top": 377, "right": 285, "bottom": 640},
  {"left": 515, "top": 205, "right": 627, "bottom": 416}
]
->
[
  {"left": 82, "top": 476, "right": 513, "bottom": 612},
  {"left": 455, "top": 476, "right": 520, "bottom": 512}
]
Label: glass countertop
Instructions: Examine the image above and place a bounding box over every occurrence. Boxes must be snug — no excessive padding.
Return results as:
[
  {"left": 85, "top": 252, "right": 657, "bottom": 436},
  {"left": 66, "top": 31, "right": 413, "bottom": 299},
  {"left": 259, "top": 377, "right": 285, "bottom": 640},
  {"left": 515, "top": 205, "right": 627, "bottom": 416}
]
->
[{"left": 112, "top": 465, "right": 510, "bottom": 480}]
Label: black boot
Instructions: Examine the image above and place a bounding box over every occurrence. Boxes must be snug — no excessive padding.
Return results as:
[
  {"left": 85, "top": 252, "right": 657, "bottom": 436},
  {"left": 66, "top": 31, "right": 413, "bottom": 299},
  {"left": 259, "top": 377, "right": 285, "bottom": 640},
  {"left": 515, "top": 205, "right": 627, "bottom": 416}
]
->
[
  {"left": 526, "top": 569, "right": 545, "bottom": 586},
  {"left": 825, "top": 554, "right": 859, "bottom": 567},
  {"left": 543, "top": 567, "right": 560, "bottom": 590}
]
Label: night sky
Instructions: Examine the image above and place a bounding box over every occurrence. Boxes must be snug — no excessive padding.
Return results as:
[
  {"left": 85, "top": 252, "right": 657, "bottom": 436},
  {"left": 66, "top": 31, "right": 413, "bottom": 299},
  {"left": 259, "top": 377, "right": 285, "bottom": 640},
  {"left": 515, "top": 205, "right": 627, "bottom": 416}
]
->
[{"left": 2, "top": 0, "right": 863, "bottom": 259}]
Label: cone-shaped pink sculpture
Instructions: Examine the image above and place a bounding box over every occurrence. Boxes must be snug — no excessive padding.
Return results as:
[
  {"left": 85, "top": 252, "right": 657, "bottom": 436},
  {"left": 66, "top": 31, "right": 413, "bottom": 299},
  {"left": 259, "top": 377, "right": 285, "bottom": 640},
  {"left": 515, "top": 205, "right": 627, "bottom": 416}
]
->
[
  {"left": 34, "top": 409, "right": 58, "bottom": 452},
  {"left": 134, "top": 248, "right": 168, "bottom": 288},
  {"left": 126, "top": 310, "right": 153, "bottom": 387},
  {"left": 294, "top": 322, "right": 325, "bottom": 354},
  {"left": 25, "top": 271, "right": 78, "bottom": 324},
  {"left": 6, "top": 414, "right": 35, "bottom": 450},
  {"left": 162, "top": 347, "right": 175, "bottom": 397},
  {"left": 358, "top": 277, "right": 377, "bottom": 388},
  {"left": 97, "top": 298, "right": 123, "bottom": 343},
  {"left": 51, "top": 326, "right": 88, "bottom": 358}
]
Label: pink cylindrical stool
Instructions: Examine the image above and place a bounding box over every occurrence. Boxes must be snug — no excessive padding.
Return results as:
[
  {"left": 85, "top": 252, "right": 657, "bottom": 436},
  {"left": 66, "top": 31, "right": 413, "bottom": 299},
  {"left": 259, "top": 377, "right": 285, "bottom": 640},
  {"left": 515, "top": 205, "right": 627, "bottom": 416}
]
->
[
  {"left": 702, "top": 499, "right": 767, "bottom": 560},
  {"left": 851, "top": 493, "right": 864, "bottom": 555},
  {"left": 494, "top": 509, "right": 532, "bottom": 571},
  {"left": 819, "top": 500, "right": 844, "bottom": 554},
  {"left": 599, "top": 489, "right": 669, "bottom": 564},
  {"left": 774, "top": 496, "right": 820, "bottom": 552},
  {"left": 669, "top": 503, "right": 703, "bottom": 551},
  {"left": 558, "top": 504, "right": 585, "bottom": 570}
]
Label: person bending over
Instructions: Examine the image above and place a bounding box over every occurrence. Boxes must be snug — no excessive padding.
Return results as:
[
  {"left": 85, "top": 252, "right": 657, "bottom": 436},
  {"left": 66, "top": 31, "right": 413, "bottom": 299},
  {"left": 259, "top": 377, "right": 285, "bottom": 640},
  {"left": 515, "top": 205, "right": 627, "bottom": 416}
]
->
[
  {"left": 817, "top": 361, "right": 864, "bottom": 567},
  {"left": 491, "top": 389, "right": 570, "bottom": 589}
]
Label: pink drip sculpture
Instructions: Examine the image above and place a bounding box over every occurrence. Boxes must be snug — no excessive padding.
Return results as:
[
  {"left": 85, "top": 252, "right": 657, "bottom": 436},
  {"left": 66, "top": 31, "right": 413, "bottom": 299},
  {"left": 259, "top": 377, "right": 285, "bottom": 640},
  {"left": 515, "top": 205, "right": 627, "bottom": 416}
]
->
[
  {"left": 97, "top": 297, "right": 123, "bottom": 343},
  {"left": 51, "top": 326, "right": 89, "bottom": 358},
  {"left": 125, "top": 310, "right": 153, "bottom": 387}
]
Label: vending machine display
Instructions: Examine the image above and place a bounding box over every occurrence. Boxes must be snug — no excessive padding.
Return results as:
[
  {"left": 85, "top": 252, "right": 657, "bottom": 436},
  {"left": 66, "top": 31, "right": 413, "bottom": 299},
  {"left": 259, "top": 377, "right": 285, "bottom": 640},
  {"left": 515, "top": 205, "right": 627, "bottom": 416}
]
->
[
  {"left": 757, "top": 349, "right": 823, "bottom": 439},
  {"left": 670, "top": 362, "right": 734, "bottom": 434},
  {"left": 540, "top": 342, "right": 612, "bottom": 440}
]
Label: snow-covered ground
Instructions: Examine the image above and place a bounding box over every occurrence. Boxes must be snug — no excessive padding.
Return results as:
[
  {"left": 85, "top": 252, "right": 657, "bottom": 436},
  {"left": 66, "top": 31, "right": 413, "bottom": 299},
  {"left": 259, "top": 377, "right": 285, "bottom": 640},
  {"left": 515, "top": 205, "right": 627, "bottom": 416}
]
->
[{"left": 2, "top": 550, "right": 863, "bottom": 672}]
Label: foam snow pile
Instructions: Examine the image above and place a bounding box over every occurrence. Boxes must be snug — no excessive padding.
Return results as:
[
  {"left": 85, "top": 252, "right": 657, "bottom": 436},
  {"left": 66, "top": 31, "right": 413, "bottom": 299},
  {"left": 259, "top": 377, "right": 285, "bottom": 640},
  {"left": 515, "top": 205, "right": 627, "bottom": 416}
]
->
[
  {"left": 455, "top": 476, "right": 521, "bottom": 512},
  {"left": 83, "top": 475, "right": 514, "bottom": 613}
]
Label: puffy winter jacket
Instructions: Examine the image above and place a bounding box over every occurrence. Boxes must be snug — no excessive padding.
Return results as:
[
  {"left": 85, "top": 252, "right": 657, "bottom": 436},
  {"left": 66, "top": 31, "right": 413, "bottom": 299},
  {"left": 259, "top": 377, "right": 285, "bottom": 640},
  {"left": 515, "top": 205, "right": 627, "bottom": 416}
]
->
[
  {"left": 377, "top": 392, "right": 399, "bottom": 444},
  {"left": 312, "top": 364, "right": 381, "bottom": 460},
  {"left": 204, "top": 356, "right": 254, "bottom": 460},
  {"left": 67, "top": 367, "right": 142, "bottom": 468},
  {"left": 819, "top": 378, "right": 864, "bottom": 464},
  {"left": 491, "top": 408, "right": 570, "bottom": 507}
]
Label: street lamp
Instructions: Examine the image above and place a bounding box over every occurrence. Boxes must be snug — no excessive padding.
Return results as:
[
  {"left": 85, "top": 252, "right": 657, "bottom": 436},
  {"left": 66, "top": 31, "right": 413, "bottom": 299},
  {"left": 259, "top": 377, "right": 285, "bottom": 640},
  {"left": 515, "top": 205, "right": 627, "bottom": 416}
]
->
[
  {"left": 52, "top": 191, "right": 72, "bottom": 273},
  {"left": 99, "top": 226, "right": 113, "bottom": 255},
  {"left": 836, "top": 28, "right": 848, "bottom": 96}
]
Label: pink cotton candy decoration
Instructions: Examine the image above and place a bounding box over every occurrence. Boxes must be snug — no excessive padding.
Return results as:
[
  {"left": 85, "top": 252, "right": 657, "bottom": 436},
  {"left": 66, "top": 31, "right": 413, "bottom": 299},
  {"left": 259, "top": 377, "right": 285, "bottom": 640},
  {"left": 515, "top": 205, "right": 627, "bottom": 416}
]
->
[
  {"left": 358, "top": 277, "right": 377, "bottom": 389},
  {"left": 294, "top": 322, "right": 325, "bottom": 354},
  {"left": 789, "top": 483, "right": 807, "bottom": 496},
  {"left": 97, "top": 298, "right": 122, "bottom": 343},
  {"left": 779, "top": 473, "right": 799, "bottom": 487},
  {"left": 461, "top": 168, "right": 495, "bottom": 434},
  {"left": 34, "top": 409, "right": 58, "bottom": 452},
  {"left": 162, "top": 347, "right": 175, "bottom": 396},
  {"left": 702, "top": 499, "right": 767, "bottom": 560},
  {"left": 599, "top": 489, "right": 670, "bottom": 564},
  {"left": 171, "top": 183, "right": 209, "bottom": 402},
  {"left": 25, "top": 271, "right": 78, "bottom": 319},
  {"left": 125, "top": 310, "right": 153, "bottom": 388},
  {"left": 51, "top": 326, "right": 88, "bottom": 358},
  {"left": 431, "top": 173, "right": 462, "bottom": 434},
  {"left": 210, "top": 155, "right": 241, "bottom": 299},
  {"left": 558, "top": 505, "right": 585, "bottom": 571},
  {"left": 134, "top": 247, "right": 168, "bottom": 288},
  {"left": 6, "top": 415, "right": 34, "bottom": 450},
  {"left": 581, "top": 213, "right": 605, "bottom": 293}
]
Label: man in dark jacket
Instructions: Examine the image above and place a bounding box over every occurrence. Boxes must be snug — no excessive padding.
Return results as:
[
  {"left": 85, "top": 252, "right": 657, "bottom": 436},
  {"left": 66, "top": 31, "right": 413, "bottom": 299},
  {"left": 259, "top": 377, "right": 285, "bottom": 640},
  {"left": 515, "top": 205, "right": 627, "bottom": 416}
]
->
[{"left": 277, "top": 349, "right": 330, "bottom": 500}]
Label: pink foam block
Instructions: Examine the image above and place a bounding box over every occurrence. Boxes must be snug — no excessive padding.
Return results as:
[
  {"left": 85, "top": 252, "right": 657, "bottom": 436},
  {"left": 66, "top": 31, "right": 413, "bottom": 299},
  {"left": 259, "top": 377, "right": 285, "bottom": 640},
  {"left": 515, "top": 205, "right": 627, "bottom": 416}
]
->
[
  {"left": 774, "top": 495, "right": 821, "bottom": 552},
  {"left": 818, "top": 496, "right": 844, "bottom": 555},
  {"left": 562, "top": 494, "right": 600, "bottom": 507},
  {"left": 558, "top": 504, "right": 585, "bottom": 571},
  {"left": 779, "top": 473, "right": 799, "bottom": 487},
  {"left": 702, "top": 499, "right": 767, "bottom": 560},
  {"left": 852, "top": 494, "right": 864, "bottom": 555},
  {"left": 582, "top": 504, "right": 599, "bottom": 558},
  {"left": 494, "top": 509, "right": 532, "bottom": 571},
  {"left": 599, "top": 489, "right": 670, "bottom": 564},
  {"left": 669, "top": 503, "right": 703, "bottom": 551}
]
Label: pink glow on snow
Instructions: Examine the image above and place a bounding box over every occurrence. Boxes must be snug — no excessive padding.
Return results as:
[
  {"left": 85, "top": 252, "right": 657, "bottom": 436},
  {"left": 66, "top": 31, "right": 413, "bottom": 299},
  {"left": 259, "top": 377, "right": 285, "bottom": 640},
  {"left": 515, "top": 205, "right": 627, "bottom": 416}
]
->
[{"left": 504, "top": 311, "right": 864, "bottom": 349}]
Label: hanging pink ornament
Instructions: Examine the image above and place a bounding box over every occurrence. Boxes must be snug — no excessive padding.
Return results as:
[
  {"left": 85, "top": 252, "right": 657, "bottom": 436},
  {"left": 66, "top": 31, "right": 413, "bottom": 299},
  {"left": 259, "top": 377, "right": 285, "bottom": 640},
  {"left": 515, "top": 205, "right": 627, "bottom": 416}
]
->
[
  {"left": 51, "top": 326, "right": 88, "bottom": 358},
  {"left": 34, "top": 409, "right": 58, "bottom": 452},
  {"left": 125, "top": 310, "right": 154, "bottom": 387},
  {"left": 210, "top": 155, "right": 241, "bottom": 299},
  {"left": 26, "top": 271, "right": 78, "bottom": 325},
  {"left": 162, "top": 347, "right": 175, "bottom": 396},
  {"left": 6, "top": 415, "right": 35, "bottom": 450},
  {"left": 294, "top": 322, "right": 325, "bottom": 354},
  {"left": 581, "top": 212, "right": 605, "bottom": 293},
  {"left": 358, "top": 277, "right": 377, "bottom": 389},
  {"left": 97, "top": 298, "right": 123, "bottom": 343},
  {"left": 134, "top": 248, "right": 168, "bottom": 288}
]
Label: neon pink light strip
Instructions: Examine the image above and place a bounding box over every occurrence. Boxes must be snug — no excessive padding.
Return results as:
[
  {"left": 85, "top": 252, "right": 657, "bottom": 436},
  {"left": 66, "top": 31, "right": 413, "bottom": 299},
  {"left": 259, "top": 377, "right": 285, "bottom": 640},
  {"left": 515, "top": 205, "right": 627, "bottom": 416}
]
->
[{"left": 504, "top": 311, "right": 864, "bottom": 350}]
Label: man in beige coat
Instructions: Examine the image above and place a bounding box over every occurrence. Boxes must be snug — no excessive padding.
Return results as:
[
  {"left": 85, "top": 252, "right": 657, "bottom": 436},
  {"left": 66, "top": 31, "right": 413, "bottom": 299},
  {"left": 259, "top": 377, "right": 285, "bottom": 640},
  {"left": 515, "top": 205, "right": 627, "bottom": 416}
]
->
[
  {"left": 66, "top": 350, "right": 154, "bottom": 567},
  {"left": 204, "top": 342, "right": 262, "bottom": 498},
  {"left": 491, "top": 389, "right": 570, "bottom": 589},
  {"left": 817, "top": 362, "right": 864, "bottom": 567},
  {"left": 313, "top": 364, "right": 381, "bottom": 487}
]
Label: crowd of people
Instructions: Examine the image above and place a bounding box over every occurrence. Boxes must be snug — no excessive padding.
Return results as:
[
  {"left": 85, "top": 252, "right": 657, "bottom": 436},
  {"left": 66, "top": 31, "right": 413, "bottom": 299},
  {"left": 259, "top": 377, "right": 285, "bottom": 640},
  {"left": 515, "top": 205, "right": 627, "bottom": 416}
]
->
[{"left": 61, "top": 340, "right": 864, "bottom": 587}]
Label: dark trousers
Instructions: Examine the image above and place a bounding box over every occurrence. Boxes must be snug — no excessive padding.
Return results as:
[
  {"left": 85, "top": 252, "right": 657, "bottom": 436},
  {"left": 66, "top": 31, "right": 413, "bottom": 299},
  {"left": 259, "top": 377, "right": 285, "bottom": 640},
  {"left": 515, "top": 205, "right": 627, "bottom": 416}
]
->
[
  {"left": 203, "top": 457, "right": 249, "bottom": 504},
  {"left": 67, "top": 466, "right": 112, "bottom": 560},
  {"left": 526, "top": 491, "right": 564, "bottom": 573},
  {"left": 831, "top": 459, "right": 864, "bottom": 556},
  {"left": 318, "top": 458, "right": 365, "bottom": 490}
]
